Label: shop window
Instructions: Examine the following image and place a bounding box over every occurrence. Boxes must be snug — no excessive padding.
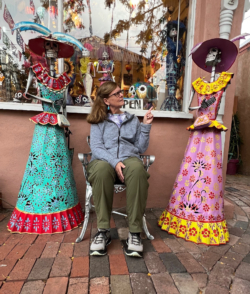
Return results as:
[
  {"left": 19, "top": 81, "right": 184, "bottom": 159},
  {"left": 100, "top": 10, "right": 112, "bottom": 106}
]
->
[{"left": 0, "top": 0, "right": 193, "bottom": 115}]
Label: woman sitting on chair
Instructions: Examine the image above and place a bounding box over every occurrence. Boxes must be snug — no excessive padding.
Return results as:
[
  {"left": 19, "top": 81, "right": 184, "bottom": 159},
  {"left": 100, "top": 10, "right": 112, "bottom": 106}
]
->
[{"left": 87, "top": 81, "right": 154, "bottom": 257}]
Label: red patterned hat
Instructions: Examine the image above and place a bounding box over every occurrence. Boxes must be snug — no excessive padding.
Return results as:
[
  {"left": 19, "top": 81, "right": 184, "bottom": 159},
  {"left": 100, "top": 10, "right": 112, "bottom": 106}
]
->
[{"left": 29, "top": 36, "right": 74, "bottom": 58}]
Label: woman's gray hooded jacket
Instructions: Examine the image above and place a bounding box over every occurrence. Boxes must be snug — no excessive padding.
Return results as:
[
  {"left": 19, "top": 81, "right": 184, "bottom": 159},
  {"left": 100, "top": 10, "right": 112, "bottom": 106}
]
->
[{"left": 89, "top": 111, "right": 152, "bottom": 168}]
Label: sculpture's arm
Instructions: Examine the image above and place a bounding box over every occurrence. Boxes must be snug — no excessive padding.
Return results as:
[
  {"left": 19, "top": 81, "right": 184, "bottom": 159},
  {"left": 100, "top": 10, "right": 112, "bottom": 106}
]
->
[
  {"left": 188, "top": 87, "right": 199, "bottom": 111},
  {"left": 96, "top": 62, "right": 109, "bottom": 73},
  {"left": 62, "top": 86, "right": 69, "bottom": 117},
  {"left": 24, "top": 68, "right": 35, "bottom": 96}
]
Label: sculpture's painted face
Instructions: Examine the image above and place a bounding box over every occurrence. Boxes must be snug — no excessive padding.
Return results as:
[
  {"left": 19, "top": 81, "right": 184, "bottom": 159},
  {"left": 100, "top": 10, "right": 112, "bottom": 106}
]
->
[
  {"left": 45, "top": 41, "right": 59, "bottom": 59},
  {"left": 102, "top": 50, "right": 109, "bottom": 60},
  {"left": 82, "top": 50, "right": 90, "bottom": 57},
  {"left": 169, "top": 27, "right": 177, "bottom": 38},
  {"left": 205, "top": 47, "right": 221, "bottom": 67}
]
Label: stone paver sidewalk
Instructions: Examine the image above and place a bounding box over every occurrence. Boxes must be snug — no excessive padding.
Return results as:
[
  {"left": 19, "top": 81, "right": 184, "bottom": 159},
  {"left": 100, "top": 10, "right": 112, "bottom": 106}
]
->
[{"left": 0, "top": 174, "right": 250, "bottom": 294}]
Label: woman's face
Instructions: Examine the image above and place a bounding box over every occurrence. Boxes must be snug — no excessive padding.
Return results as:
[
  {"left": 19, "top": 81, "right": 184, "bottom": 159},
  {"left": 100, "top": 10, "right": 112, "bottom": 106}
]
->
[{"left": 105, "top": 86, "right": 124, "bottom": 109}]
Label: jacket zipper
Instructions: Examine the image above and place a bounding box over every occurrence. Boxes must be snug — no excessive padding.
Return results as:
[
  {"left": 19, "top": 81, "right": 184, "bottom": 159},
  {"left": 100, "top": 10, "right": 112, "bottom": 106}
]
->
[
  {"left": 117, "top": 129, "right": 120, "bottom": 158},
  {"left": 106, "top": 114, "right": 134, "bottom": 159}
]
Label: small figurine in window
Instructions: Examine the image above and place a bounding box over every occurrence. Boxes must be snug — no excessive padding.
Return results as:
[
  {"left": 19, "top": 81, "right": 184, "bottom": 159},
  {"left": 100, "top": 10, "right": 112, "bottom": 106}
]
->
[
  {"left": 79, "top": 49, "right": 95, "bottom": 106},
  {"left": 96, "top": 46, "right": 115, "bottom": 85}
]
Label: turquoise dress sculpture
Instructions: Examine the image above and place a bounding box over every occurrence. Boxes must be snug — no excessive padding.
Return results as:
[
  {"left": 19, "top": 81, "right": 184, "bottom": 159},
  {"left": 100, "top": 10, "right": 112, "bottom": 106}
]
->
[{"left": 7, "top": 22, "right": 87, "bottom": 233}]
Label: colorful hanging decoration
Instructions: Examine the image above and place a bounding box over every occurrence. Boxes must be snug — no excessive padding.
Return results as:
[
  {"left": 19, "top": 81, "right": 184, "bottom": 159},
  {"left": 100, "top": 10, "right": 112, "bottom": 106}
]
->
[
  {"left": 125, "top": 62, "right": 132, "bottom": 74},
  {"left": 3, "top": 32, "right": 10, "bottom": 49},
  {"left": 48, "top": 5, "right": 57, "bottom": 20},
  {"left": 84, "top": 42, "right": 93, "bottom": 52},
  {"left": 63, "top": 0, "right": 85, "bottom": 32},
  {"left": 37, "top": 7, "right": 46, "bottom": 20},
  {"left": 129, "top": 0, "right": 139, "bottom": 10},
  {"left": 30, "top": 0, "right": 35, "bottom": 15},
  {"left": 18, "top": 51, "right": 22, "bottom": 62},
  {"left": 3, "top": 4, "right": 15, "bottom": 35},
  {"left": 0, "top": 72, "right": 5, "bottom": 86},
  {"left": 16, "top": 30, "right": 25, "bottom": 51},
  {"left": 71, "top": 12, "right": 82, "bottom": 28}
]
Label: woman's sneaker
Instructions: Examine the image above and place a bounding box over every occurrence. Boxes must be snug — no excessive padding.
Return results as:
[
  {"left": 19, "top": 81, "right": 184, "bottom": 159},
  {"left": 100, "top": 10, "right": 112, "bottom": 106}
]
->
[
  {"left": 90, "top": 229, "right": 111, "bottom": 256},
  {"left": 125, "top": 232, "right": 143, "bottom": 257}
]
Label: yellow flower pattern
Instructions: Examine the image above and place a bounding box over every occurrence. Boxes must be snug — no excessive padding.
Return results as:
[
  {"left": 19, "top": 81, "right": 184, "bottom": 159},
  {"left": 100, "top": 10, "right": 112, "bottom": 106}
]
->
[{"left": 191, "top": 147, "right": 196, "bottom": 153}]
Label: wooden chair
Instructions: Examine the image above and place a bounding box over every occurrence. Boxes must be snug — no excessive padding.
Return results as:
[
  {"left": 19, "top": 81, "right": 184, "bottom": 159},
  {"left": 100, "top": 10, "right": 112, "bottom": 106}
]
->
[{"left": 75, "top": 136, "right": 155, "bottom": 243}]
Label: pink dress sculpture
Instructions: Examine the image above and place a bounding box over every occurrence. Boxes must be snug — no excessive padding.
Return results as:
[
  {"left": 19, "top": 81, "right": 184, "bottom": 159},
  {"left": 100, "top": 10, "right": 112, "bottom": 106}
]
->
[{"left": 158, "top": 72, "right": 232, "bottom": 245}]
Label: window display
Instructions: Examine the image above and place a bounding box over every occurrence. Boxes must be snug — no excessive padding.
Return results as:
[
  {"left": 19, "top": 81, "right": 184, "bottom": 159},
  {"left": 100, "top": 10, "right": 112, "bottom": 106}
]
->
[{"left": 0, "top": 0, "right": 190, "bottom": 113}]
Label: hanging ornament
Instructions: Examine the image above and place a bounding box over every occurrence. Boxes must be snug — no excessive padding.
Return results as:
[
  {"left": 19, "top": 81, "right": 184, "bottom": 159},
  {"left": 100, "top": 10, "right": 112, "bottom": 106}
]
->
[
  {"left": 129, "top": 0, "right": 139, "bottom": 10},
  {"left": 125, "top": 62, "right": 132, "bottom": 74},
  {"left": 37, "top": 7, "right": 46, "bottom": 20},
  {"left": 71, "top": 12, "right": 82, "bottom": 28},
  {"left": 0, "top": 72, "right": 5, "bottom": 85},
  {"left": 48, "top": 5, "right": 57, "bottom": 20},
  {"left": 84, "top": 42, "right": 93, "bottom": 52}
]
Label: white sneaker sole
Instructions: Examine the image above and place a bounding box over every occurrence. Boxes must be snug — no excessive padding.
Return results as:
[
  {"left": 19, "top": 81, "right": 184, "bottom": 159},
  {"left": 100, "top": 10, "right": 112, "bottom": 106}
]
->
[
  {"left": 90, "top": 239, "right": 112, "bottom": 256},
  {"left": 124, "top": 249, "right": 143, "bottom": 258},
  {"left": 90, "top": 250, "right": 107, "bottom": 256}
]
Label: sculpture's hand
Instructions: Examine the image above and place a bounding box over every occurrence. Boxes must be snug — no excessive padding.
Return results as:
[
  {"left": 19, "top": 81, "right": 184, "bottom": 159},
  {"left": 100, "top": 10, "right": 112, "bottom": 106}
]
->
[{"left": 201, "top": 96, "right": 216, "bottom": 109}]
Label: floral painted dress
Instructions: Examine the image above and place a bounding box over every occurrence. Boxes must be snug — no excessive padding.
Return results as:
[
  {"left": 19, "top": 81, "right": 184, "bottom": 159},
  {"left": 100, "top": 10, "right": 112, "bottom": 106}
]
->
[
  {"left": 7, "top": 63, "right": 84, "bottom": 234},
  {"left": 158, "top": 72, "right": 233, "bottom": 245}
]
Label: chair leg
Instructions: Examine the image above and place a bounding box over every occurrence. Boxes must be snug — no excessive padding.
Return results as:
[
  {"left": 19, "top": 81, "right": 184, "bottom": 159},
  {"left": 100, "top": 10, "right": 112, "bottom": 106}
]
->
[
  {"left": 142, "top": 214, "right": 154, "bottom": 240},
  {"left": 75, "top": 184, "right": 92, "bottom": 243}
]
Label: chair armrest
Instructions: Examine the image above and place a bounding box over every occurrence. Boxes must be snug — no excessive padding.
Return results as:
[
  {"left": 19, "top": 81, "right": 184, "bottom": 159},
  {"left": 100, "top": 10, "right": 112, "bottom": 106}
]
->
[
  {"left": 78, "top": 152, "right": 92, "bottom": 181},
  {"left": 139, "top": 155, "right": 155, "bottom": 172}
]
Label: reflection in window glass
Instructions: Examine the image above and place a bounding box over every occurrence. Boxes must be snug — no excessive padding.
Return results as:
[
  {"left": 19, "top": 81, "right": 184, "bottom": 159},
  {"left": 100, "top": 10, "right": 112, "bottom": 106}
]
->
[
  {"left": 68, "top": 0, "right": 189, "bottom": 112},
  {"left": 0, "top": 0, "right": 189, "bottom": 113},
  {"left": 0, "top": 0, "right": 59, "bottom": 103}
]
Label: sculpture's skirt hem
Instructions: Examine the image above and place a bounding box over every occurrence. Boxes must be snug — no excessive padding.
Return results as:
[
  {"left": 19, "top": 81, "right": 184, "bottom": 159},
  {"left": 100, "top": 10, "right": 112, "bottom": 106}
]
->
[
  {"left": 7, "top": 202, "right": 84, "bottom": 234},
  {"left": 158, "top": 210, "right": 229, "bottom": 246}
]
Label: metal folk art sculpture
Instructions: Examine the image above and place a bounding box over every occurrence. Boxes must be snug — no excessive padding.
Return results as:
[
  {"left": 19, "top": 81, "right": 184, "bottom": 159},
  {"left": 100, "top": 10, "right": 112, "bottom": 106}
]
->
[
  {"left": 80, "top": 49, "right": 95, "bottom": 106},
  {"left": 158, "top": 35, "right": 248, "bottom": 246},
  {"left": 7, "top": 22, "right": 86, "bottom": 234},
  {"left": 97, "top": 46, "right": 115, "bottom": 85},
  {"left": 160, "top": 20, "right": 186, "bottom": 112}
]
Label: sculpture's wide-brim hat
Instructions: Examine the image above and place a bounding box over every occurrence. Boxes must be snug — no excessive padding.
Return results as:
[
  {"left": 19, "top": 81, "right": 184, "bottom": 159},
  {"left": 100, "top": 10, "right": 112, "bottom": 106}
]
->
[
  {"left": 192, "top": 38, "right": 238, "bottom": 73},
  {"left": 29, "top": 36, "right": 74, "bottom": 58}
]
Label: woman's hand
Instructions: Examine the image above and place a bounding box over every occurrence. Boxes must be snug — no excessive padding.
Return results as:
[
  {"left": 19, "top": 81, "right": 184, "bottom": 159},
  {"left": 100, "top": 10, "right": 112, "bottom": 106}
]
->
[
  {"left": 143, "top": 106, "right": 154, "bottom": 124},
  {"left": 115, "top": 162, "right": 126, "bottom": 183}
]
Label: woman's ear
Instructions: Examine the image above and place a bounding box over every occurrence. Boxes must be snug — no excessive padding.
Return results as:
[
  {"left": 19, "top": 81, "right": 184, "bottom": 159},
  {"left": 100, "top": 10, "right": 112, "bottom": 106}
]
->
[{"left": 103, "top": 98, "right": 109, "bottom": 106}]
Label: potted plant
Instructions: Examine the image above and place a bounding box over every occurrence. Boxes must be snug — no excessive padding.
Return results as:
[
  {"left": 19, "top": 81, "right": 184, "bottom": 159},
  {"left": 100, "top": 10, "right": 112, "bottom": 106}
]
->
[{"left": 227, "top": 113, "right": 242, "bottom": 175}]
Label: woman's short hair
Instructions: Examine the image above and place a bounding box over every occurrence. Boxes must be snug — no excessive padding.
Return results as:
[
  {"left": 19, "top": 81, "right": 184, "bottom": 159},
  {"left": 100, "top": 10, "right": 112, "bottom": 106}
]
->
[{"left": 87, "top": 81, "right": 118, "bottom": 124}]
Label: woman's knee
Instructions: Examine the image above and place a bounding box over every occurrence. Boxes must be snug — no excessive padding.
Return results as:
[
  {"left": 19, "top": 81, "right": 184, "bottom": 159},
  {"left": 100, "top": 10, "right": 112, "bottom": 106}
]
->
[{"left": 125, "top": 162, "right": 149, "bottom": 180}]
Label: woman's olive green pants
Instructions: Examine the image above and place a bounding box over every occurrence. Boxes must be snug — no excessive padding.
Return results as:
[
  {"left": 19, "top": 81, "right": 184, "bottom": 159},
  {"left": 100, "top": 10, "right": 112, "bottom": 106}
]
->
[{"left": 87, "top": 157, "right": 150, "bottom": 233}]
